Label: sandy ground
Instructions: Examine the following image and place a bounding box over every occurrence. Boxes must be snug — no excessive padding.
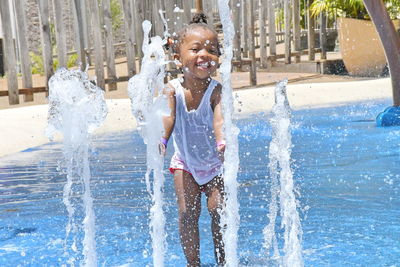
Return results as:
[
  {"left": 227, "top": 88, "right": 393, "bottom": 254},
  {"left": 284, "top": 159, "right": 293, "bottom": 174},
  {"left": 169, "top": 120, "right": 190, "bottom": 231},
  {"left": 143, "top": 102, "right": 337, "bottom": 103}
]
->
[{"left": 0, "top": 73, "right": 392, "bottom": 158}]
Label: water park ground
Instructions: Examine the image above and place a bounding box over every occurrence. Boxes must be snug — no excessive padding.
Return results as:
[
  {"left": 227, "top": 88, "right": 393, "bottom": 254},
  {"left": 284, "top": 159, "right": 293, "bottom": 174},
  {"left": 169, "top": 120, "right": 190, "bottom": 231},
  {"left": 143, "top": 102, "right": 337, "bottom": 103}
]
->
[{"left": 0, "top": 71, "right": 392, "bottom": 158}]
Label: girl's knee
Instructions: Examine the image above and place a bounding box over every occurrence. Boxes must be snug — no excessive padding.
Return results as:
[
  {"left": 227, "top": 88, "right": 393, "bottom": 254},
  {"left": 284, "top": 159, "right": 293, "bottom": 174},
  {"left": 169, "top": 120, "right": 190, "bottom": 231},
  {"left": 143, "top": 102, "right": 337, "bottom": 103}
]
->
[
  {"left": 179, "top": 209, "right": 200, "bottom": 225},
  {"left": 207, "top": 193, "right": 224, "bottom": 218},
  {"left": 207, "top": 205, "right": 221, "bottom": 220}
]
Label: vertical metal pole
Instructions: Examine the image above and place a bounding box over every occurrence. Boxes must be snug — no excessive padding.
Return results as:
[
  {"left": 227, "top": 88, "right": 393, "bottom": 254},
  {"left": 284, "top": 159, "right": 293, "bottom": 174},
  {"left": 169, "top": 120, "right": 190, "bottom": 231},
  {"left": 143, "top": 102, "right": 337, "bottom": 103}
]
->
[{"left": 196, "top": 0, "right": 203, "bottom": 13}]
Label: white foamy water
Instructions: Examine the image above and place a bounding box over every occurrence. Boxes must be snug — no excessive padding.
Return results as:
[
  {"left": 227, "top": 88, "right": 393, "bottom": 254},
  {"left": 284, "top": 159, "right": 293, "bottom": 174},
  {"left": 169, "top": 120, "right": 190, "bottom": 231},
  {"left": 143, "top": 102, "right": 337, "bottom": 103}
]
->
[
  {"left": 217, "top": 1, "right": 240, "bottom": 266},
  {"left": 264, "top": 80, "right": 304, "bottom": 267},
  {"left": 128, "top": 21, "right": 169, "bottom": 267},
  {"left": 46, "top": 68, "right": 107, "bottom": 267}
]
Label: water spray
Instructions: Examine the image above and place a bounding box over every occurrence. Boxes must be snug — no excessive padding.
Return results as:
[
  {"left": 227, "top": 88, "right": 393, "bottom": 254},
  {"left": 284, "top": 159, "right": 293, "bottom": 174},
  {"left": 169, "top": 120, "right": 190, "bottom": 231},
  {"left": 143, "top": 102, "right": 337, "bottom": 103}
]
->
[
  {"left": 46, "top": 68, "right": 107, "bottom": 266},
  {"left": 217, "top": 1, "right": 241, "bottom": 266},
  {"left": 127, "top": 21, "right": 169, "bottom": 267},
  {"left": 264, "top": 79, "right": 303, "bottom": 267}
]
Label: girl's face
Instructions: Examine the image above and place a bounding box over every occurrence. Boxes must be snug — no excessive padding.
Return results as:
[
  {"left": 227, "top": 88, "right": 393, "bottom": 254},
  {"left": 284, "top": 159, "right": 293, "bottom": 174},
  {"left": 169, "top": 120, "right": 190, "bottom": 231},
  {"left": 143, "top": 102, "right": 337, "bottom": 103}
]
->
[{"left": 176, "top": 28, "right": 220, "bottom": 81}]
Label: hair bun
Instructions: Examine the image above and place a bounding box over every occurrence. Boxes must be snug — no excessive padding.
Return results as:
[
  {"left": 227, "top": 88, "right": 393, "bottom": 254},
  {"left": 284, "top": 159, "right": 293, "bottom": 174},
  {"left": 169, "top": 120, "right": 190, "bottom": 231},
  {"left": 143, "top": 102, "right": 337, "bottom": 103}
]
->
[{"left": 190, "top": 13, "right": 208, "bottom": 24}]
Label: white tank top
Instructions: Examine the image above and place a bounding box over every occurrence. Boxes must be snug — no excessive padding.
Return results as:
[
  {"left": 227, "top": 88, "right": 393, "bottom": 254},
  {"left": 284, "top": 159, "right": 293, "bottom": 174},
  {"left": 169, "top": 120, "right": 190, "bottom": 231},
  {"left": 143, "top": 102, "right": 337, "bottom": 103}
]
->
[{"left": 170, "top": 78, "right": 223, "bottom": 185}]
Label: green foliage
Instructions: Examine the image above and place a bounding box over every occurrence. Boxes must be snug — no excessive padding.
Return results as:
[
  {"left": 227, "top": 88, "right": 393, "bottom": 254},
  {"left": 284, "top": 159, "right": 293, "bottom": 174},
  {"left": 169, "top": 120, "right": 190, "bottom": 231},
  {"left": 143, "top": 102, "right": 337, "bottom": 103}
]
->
[
  {"left": 310, "top": 0, "right": 367, "bottom": 19},
  {"left": 52, "top": 53, "right": 78, "bottom": 70},
  {"left": 310, "top": 0, "right": 400, "bottom": 19},
  {"left": 110, "top": 0, "right": 123, "bottom": 32},
  {"left": 275, "top": 8, "right": 285, "bottom": 30},
  {"left": 67, "top": 53, "right": 78, "bottom": 68},
  {"left": 30, "top": 52, "right": 79, "bottom": 75},
  {"left": 30, "top": 52, "right": 44, "bottom": 75},
  {"left": 386, "top": 0, "right": 400, "bottom": 18}
]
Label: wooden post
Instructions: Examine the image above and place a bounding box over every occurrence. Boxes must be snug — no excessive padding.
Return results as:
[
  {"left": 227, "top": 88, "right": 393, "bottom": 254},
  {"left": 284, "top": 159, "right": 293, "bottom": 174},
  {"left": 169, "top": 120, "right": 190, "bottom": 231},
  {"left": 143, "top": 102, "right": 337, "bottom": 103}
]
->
[
  {"left": 196, "top": 0, "right": 203, "bottom": 13},
  {"left": 71, "top": 0, "right": 87, "bottom": 69},
  {"left": 241, "top": 0, "right": 249, "bottom": 58},
  {"left": 37, "top": 0, "right": 54, "bottom": 89},
  {"left": 103, "top": 0, "right": 117, "bottom": 90},
  {"left": 268, "top": 0, "right": 276, "bottom": 59},
  {"left": 164, "top": 0, "right": 175, "bottom": 35},
  {"left": 364, "top": 0, "right": 400, "bottom": 106},
  {"left": 132, "top": 0, "right": 144, "bottom": 64},
  {"left": 52, "top": 0, "right": 67, "bottom": 68},
  {"left": 122, "top": 0, "right": 137, "bottom": 77},
  {"left": 307, "top": 0, "right": 315, "bottom": 61},
  {"left": 259, "top": 0, "right": 267, "bottom": 68},
  {"left": 174, "top": 1, "right": 184, "bottom": 31},
  {"left": 248, "top": 0, "right": 257, "bottom": 86},
  {"left": 14, "top": 0, "right": 33, "bottom": 102},
  {"left": 232, "top": 0, "right": 241, "bottom": 68},
  {"left": 293, "top": 0, "right": 301, "bottom": 62},
  {"left": 153, "top": 0, "right": 164, "bottom": 36},
  {"left": 81, "top": 0, "right": 91, "bottom": 65},
  {"left": 284, "top": 0, "right": 291, "bottom": 64},
  {"left": 320, "top": 12, "right": 327, "bottom": 60},
  {"left": 88, "top": 0, "right": 105, "bottom": 88},
  {"left": 182, "top": 0, "right": 192, "bottom": 25},
  {"left": 0, "top": 0, "right": 19, "bottom": 104},
  {"left": 203, "top": 0, "right": 214, "bottom": 27}
]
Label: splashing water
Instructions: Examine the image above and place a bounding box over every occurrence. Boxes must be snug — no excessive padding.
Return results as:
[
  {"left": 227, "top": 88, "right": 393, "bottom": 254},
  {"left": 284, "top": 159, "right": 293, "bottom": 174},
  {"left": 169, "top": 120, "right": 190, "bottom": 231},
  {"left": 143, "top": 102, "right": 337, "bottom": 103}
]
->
[
  {"left": 217, "top": 1, "right": 240, "bottom": 266},
  {"left": 264, "top": 79, "right": 304, "bottom": 267},
  {"left": 127, "top": 20, "right": 169, "bottom": 267},
  {"left": 46, "top": 68, "right": 107, "bottom": 266}
]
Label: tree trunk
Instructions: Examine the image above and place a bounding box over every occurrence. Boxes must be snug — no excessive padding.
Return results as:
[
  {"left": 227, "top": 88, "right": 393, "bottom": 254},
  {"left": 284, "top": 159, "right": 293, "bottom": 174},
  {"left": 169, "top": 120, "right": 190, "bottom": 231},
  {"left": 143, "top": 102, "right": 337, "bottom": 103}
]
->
[
  {"left": 14, "top": 0, "right": 33, "bottom": 101},
  {"left": 88, "top": 0, "right": 105, "bottom": 88},
  {"left": 284, "top": 0, "right": 291, "bottom": 64},
  {"left": 307, "top": 0, "right": 315, "bottom": 61},
  {"left": 0, "top": 0, "right": 19, "bottom": 104},
  {"left": 103, "top": 0, "right": 117, "bottom": 91},
  {"left": 363, "top": 0, "right": 400, "bottom": 106},
  {"left": 293, "top": 0, "right": 301, "bottom": 62}
]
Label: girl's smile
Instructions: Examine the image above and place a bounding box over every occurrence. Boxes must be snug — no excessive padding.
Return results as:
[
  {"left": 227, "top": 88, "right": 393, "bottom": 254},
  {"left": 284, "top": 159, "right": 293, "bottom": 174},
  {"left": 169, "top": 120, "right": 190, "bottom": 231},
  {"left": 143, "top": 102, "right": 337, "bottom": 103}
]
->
[{"left": 176, "top": 28, "right": 220, "bottom": 81}]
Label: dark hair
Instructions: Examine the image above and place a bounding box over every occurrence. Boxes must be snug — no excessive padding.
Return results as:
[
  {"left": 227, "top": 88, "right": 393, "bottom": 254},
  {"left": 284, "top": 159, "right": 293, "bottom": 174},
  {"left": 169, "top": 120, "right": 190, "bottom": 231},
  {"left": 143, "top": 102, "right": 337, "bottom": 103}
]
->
[
  {"left": 164, "top": 12, "right": 219, "bottom": 55},
  {"left": 189, "top": 13, "right": 208, "bottom": 25}
]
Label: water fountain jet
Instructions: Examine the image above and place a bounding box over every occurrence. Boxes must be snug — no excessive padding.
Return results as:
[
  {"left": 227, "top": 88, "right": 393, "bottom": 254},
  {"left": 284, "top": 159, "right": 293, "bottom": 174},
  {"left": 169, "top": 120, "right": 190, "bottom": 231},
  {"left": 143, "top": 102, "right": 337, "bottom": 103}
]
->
[
  {"left": 46, "top": 68, "right": 108, "bottom": 266},
  {"left": 128, "top": 20, "right": 169, "bottom": 267},
  {"left": 264, "top": 79, "right": 303, "bottom": 267}
]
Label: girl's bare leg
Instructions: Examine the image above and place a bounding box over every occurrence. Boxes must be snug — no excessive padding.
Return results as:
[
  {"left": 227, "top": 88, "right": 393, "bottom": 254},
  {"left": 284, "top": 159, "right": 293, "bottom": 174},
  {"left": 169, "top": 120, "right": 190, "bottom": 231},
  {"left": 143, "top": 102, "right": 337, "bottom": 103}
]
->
[
  {"left": 174, "top": 170, "right": 202, "bottom": 267},
  {"left": 204, "top": 175, "right": 225, "bottom": 266}
]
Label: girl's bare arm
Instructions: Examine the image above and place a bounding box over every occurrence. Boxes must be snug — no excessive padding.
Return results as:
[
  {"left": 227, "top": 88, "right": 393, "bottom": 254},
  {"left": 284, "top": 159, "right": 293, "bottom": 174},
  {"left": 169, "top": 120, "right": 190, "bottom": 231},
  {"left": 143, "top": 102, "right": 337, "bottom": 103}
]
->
[
  {"left": 162, "top": 85, "right": 176, "bottom": 141},
  {"left": 212, "top": 84, "right": 225, "bottom": 144}
]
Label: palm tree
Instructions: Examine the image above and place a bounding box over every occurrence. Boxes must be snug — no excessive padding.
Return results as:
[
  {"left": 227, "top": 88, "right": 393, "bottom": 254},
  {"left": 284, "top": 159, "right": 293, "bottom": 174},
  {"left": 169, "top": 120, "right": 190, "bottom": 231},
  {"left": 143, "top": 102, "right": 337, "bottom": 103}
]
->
[
  {"left": 310, "top": 0, "right": 400, "bottom": 19},
  {"left": 364, "top": 0, "right": 400, "bottom": 107}
]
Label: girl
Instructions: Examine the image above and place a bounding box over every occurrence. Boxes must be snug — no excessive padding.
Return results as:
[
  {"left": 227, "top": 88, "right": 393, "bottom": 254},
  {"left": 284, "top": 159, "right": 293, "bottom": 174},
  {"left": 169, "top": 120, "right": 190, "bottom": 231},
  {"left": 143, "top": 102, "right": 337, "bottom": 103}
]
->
[{"left": 160, "top": 13, "right": 226, "bottom": 267}]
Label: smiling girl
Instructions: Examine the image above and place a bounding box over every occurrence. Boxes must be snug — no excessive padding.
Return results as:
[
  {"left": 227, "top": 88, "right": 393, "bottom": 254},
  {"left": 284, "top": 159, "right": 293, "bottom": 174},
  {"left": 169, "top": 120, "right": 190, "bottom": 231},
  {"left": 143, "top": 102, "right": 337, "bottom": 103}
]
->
[{"left": 160, "top": 13, "right": 226, "bottom": 267}]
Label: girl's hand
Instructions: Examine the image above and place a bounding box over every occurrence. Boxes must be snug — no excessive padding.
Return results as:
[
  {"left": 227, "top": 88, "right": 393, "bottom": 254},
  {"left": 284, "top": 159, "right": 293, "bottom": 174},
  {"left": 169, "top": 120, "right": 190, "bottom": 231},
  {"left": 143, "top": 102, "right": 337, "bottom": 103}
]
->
[
  {"left": 159, "top": 137, "right": 168, "bottom": 156},
  {"left": 217, "top": 140, "right": 226, "bottom": 162}
]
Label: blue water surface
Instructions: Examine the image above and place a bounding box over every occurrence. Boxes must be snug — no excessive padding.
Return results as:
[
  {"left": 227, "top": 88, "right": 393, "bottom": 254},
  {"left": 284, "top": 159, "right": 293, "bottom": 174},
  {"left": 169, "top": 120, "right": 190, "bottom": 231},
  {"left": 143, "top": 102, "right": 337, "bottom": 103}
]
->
[{"left": 0, "top": 100, "right": 399, "bottom": 266}]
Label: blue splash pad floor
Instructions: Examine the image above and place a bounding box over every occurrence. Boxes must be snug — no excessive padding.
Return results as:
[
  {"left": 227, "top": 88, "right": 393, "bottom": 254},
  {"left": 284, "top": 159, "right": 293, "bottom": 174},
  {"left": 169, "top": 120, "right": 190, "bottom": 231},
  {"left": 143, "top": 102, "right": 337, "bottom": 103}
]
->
[{"left": 0, "top": 100, "right": 399, "bottom": 266}]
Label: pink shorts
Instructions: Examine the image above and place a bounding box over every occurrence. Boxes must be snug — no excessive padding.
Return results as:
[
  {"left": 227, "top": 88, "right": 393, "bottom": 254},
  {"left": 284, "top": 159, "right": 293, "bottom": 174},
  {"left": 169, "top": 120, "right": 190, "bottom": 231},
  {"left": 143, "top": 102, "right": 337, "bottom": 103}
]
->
[
  {"left": 169, "top": 154, "right": 222, "bottom": 186},
  {"left": 169, "top": 154, "right": 192, "bottom": 176}
]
